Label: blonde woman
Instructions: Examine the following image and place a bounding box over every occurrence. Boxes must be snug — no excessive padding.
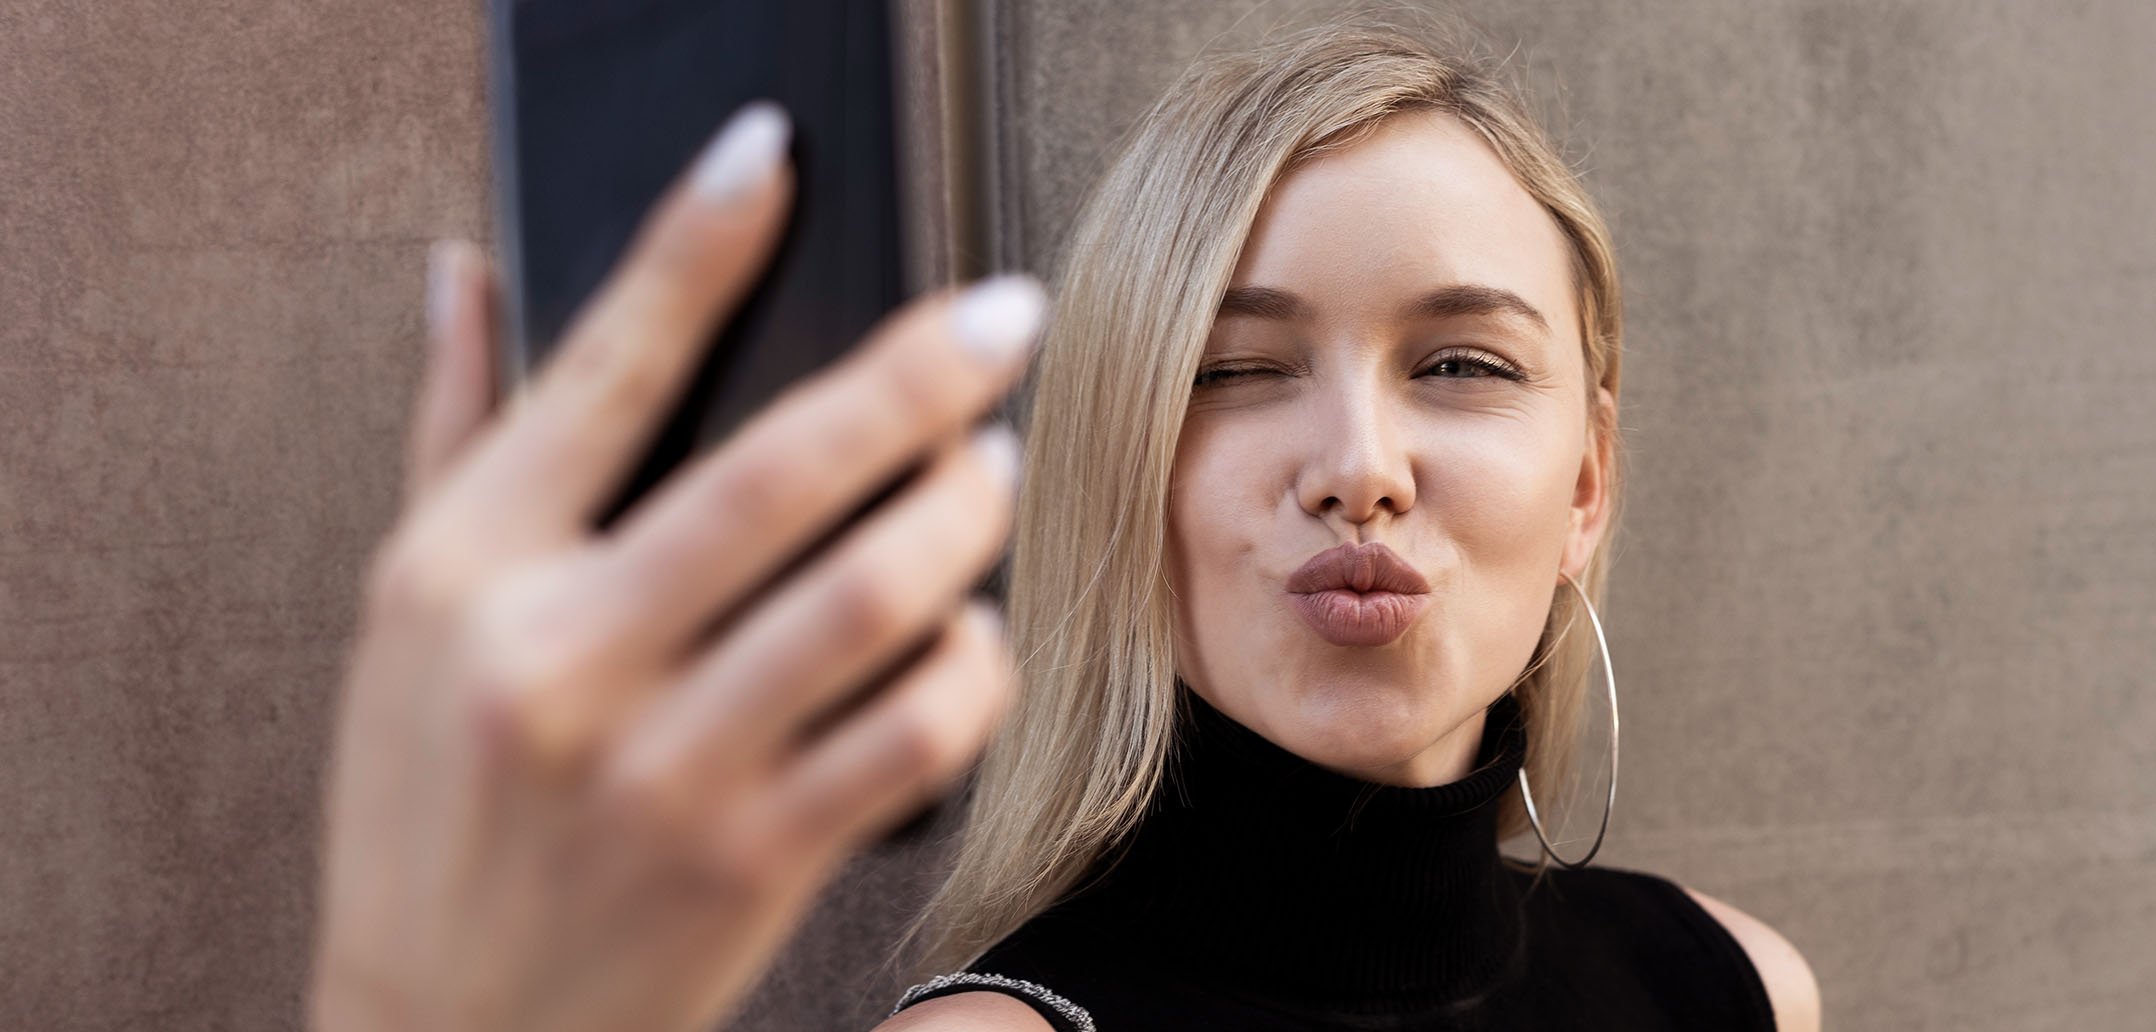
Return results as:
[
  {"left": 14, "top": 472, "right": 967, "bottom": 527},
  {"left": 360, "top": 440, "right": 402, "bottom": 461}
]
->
[{"left": 877, "top": 13, "right": 1822, "bottom": 1032}]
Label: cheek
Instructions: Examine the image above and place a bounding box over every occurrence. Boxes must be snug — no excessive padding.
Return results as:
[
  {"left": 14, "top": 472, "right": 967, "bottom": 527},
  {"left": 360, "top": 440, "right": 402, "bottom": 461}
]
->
[
  {"left": 1421, "top": 416, "right": 1578, "bottom": 580},
  {"left": 1165, "top": 427, "right": 1282, "bottom": 655},
  {"left": 1168, "top": 430, "right": 1262, "bottom": 571}
]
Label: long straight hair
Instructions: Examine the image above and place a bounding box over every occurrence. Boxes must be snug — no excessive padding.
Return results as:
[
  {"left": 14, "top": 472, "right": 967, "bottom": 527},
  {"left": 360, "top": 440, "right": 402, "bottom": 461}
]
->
[{"left": 896, "top": 7, "right": 1627, "bottom": 979}]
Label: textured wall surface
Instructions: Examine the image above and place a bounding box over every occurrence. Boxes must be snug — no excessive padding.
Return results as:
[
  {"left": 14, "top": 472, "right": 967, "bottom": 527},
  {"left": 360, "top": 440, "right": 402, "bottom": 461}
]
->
[
  {"left": 3, "top": 2, "right": 2150, "bottom": 1032},
  {"left": 1, "top": 1, "right": 492, "bottom": 1028}
]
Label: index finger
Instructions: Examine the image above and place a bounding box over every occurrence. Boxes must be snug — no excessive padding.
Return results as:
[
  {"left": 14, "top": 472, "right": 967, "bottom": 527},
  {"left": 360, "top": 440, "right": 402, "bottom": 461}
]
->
[{"left": 423, "top": 102, "right": 795, "bottom": 556}]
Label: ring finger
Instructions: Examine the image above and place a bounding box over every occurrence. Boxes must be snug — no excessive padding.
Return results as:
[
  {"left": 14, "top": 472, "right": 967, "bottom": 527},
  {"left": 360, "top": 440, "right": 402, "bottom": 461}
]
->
[
  {"left": 732, "top": 599, "right": 1012, "bottom": 869},
  {"left": 596, "top": 422, "right": 1020, "bottom": 797}
]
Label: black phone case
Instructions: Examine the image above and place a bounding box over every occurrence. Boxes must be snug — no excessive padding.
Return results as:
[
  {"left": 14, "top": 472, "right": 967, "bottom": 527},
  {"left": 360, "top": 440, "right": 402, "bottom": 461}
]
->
[
  {"left": 488, "top": 0, "right": 953, "bottom": 844},
  {"left": 489, "top": 0, "right": 906, "bottom": 530}
]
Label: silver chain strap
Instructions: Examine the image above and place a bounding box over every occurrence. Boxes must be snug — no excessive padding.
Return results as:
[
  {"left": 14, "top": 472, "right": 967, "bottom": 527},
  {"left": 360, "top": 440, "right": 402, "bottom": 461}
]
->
[{"left": 891, "top": 971, "right": 1097, "bottom": 1032}]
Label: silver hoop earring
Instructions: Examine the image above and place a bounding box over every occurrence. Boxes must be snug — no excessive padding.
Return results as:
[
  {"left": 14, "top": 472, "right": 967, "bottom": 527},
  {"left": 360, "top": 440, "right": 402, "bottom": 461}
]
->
[{"left": 1517, "top": 569, "right": 1619, "bottom": 870}]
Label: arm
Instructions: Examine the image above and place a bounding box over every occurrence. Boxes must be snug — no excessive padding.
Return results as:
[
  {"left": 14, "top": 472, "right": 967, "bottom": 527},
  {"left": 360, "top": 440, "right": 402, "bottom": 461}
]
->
[{"left": 1684, "top": 886, "right": 1823, "bottom": 1032}]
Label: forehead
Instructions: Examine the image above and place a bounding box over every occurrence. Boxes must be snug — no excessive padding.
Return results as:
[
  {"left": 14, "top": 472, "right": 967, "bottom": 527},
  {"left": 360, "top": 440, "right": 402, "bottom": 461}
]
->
[{"left": 1228, "top": 108, "right": 1577, "bottom": 342}]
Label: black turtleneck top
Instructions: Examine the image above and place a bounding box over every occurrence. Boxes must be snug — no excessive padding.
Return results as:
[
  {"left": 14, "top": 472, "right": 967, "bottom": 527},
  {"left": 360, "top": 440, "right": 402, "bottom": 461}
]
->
[{"left": 892, "top": 686, "right": 1776, "bottom": 1030}]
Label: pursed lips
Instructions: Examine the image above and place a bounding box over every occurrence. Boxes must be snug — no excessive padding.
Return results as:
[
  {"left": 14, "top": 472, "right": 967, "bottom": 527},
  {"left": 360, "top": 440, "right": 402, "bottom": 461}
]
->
[{"left": 1285, "top": 542, "right": 1431, "bottom": 646}]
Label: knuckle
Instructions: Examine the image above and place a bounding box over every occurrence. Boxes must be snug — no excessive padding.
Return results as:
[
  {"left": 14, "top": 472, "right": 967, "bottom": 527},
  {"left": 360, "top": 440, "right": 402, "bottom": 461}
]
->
[
  {"left": 363, "top": 534, "right": 460, "bottom": 621},
  {"left": 829, "top": 562, "right": 911, "bottom": 646},
  {"left": 806, "top": 399, "right": 888, "bottom": 488},
  {"left": 702, "top": 806, "right": 795, "bottom": 889},
  {"left": 620, "top": 201, "right": 717, "bottom": 299},
  {"left": 879, "top": 348, "right": 964, "bottom": 431},
  {"left": 459, "top": 621, "right": 586, "bottom": 778},
  {"left": 716, "top": 443, "right": 802, "bottom": 528},
  {"left": 549, "top": 316, "right": 671, "bottom": 428},
  {"left": 458, "top": 671, "right": 551, "bottom": 778},
  {"left": 590, "top": 338, "right": 674, "bottom": 422},
  {"left": 461, "top": 640, "right": 549, "bottom": 730},
  {"left": 643, "top": 208, "right": 710, "bottom": 276},
  {"left": 592, "top": 760, "right": 685, "bottom": 843},
  {"left": 632, "top": 190, "right": 770, "bottom": 310},
  {"left": 460, "top": 560, "right": 613, "bottom": 728},
  {"left": 885, "top": 687, "right": 973, "bottom": 782}
]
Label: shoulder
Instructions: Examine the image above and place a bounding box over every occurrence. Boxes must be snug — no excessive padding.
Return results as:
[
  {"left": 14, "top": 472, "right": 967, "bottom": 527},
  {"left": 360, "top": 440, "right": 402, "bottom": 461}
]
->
[
  {"left": 1681, "top": 884, "right": 1823, "bottom": 1032},
  {"left": 1511, "top": 864, "right": 1815, "bottom": 1029},
  {"left": 870, "top": 990, "right": 1057, "bottom": 1031}
]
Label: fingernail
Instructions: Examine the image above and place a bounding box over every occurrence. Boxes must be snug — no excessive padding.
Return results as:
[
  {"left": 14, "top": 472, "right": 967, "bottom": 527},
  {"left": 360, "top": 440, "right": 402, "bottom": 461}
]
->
[
  {"left": 426, "top": 240, "right": 462, "bottom": 341},
  {"left": 690, "top": 101, "right": 790, "bottom": 202},
  {"left": 970, "top": 420, "right": 1023, "bottom": 494},
  {"left": 952, "top": 275, "right": 1045, "bottom": 366},
  {"left": 972, "top": 599, "right": 1007, "bottom": 641}
]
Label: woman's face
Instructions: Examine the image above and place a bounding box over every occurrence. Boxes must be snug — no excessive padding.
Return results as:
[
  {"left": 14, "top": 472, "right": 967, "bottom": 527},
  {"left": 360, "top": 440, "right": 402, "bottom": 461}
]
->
[{"left": 1166, "top": 108, "right": 1614, "bottom": 787}]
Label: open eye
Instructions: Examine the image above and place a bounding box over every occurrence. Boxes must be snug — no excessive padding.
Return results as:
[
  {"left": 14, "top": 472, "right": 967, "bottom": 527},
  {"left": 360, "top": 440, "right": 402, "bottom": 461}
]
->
[{"left": 1425, "top": 350, "right": 1524, "bottom": 380}]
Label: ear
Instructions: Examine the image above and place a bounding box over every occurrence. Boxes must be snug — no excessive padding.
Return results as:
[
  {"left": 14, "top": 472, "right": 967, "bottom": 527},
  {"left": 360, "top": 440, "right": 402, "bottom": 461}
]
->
[{"left": 1560, "top": 384, "right": 1617, "bottom": 581}]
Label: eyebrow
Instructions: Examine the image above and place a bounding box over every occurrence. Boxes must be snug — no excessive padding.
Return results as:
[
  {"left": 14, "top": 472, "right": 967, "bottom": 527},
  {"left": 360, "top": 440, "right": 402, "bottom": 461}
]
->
[{"left": 1218, "top": 283, "right": 1552, "bottom": 336}]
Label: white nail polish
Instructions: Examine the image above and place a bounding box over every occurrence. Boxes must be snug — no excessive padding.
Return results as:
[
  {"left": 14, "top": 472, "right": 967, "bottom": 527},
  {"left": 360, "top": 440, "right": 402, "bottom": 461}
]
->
[
  {"left": 971, "top": 421, "right": 1023, "bottom": 491},
  {"left": 971, "top": 599, "right": 1007, "bottom": 642},
  {"left": 953, "top": 275, "right": 1046, "bottom": 365},
  {"left": 690, "top": 101, "right": 790, "bottom": 202}
]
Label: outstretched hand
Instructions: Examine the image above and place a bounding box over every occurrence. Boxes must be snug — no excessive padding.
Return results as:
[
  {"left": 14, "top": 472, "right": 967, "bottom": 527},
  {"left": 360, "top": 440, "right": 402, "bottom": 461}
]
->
[{"left": 311, "top": 102, "right": 1040, "bottom": 1032}]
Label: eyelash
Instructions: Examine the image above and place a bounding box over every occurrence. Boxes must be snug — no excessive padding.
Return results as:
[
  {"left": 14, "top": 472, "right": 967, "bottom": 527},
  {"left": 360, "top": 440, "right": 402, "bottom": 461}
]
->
[{"left": 1191, "top": 349, "right": 1524, "bottom": 388}]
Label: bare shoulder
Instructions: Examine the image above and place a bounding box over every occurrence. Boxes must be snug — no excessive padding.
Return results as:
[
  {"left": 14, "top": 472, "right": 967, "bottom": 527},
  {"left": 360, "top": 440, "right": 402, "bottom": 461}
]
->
[
  {"left": 869, "top": 990, "right": 1058, "bottom": 1032},
  {"left": 1682, "top": 884, "right": 1822, "bottom": 1032}
]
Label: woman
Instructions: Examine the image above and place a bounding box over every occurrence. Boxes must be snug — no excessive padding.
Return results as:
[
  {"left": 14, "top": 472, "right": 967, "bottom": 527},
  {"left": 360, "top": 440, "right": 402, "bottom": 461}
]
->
[{"left": 876, "top": 14, "right": 1821, "bottom": 1032}]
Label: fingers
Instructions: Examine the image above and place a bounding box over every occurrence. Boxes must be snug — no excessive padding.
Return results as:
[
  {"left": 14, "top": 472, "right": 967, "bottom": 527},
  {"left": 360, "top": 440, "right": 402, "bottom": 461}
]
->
[
  {"left": 429, "top": 102, "right": 796, "bottom": 546},
  {"left": 586, "top": 274, "right": 1044, "bottom": 668},
  {"left": 404, "top": 239, "right": 500, "bottom": 507},
  {"left": 595, "top": 424, "right": 1020, "bottom": 801},
  {"left": 717, "top": 601, "right": 1013, "bottom": 873}
]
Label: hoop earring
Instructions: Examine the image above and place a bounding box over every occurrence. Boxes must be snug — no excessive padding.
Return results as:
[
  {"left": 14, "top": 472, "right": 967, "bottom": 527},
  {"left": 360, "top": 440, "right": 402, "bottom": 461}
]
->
[{"left": 1517, "top": 569, "right": 1619, "bottom": 870}]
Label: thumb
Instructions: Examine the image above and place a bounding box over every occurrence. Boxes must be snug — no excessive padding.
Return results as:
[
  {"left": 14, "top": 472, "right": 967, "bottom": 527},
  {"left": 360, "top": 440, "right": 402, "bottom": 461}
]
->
[{"left": 404, "top": 238, "right": 502, "bottom": 508}]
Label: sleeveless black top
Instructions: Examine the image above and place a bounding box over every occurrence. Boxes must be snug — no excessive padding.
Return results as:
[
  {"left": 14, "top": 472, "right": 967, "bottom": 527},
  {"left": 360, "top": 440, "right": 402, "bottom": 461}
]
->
[{"left": 892, "top": 686, "right": 1776, "bottom": 1030}]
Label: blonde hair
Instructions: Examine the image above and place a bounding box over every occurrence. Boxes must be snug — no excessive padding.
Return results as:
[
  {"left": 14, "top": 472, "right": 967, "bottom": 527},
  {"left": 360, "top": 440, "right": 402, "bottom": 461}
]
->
[{"left": 895, "top": 6, "right": 1626, "bottom": 979}]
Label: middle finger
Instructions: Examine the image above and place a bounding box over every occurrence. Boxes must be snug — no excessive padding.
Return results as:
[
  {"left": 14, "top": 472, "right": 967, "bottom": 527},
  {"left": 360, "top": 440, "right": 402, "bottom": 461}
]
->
[
  {"left": 587, "top": 275, "right": 1043, "bottom": 668},
  {"left": 421, "top": 103, "right": 794, "bottom": 555}
]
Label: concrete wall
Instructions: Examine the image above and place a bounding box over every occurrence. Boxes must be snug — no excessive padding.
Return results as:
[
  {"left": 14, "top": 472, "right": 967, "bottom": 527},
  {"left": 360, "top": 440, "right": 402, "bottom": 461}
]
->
[
  {"left": 4, "top": 2, "right": 2149, "bottom": 1030},
  {"left": 1, "top": 1, "right": 489, "bottom": 1027}
]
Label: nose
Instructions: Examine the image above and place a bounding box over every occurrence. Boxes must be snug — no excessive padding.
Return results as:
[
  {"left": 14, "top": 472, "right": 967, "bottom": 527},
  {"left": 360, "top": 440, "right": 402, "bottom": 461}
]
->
[{"left": 1295, "top": 372, "right": 1416, "bottom": 528}]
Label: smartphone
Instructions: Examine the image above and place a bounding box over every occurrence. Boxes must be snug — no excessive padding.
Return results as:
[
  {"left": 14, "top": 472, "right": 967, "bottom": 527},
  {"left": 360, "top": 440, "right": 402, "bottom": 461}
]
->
[
  {"left": 487, "top": 0, "right": 908, "bottom": 531},
  {"left": 488, "top": 0, "right": 961, "bottom": 841}
]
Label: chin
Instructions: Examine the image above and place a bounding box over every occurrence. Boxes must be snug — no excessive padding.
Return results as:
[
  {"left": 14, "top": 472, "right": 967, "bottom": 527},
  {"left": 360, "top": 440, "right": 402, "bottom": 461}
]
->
[{"left": 1274, "top": 681, "right": 1450, "bottom": 774}]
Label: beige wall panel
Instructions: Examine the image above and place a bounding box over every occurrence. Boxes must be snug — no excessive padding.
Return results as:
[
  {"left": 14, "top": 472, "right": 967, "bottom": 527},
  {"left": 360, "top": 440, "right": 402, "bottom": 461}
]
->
[{"left": 0, "top": 1, "right": 489, "bottom": 1028}]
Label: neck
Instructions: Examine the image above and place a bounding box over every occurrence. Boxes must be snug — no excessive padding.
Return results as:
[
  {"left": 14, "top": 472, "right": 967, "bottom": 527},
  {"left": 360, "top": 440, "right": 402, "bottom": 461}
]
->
[
  {"left": 1318, "top": 705, "right": 1492, "bottom": 788},
  {"left": 1037, "top": 684, "right": 1532, "bottom": 1016}
]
